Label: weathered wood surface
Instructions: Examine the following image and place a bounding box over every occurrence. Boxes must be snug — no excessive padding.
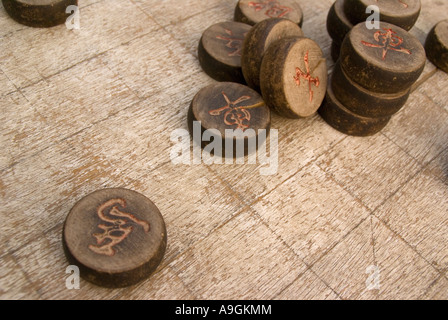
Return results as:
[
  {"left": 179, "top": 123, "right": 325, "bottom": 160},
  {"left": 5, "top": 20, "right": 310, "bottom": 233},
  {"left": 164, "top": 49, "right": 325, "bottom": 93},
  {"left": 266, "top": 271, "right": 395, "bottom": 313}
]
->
[{"left": 0, "top": 0, "right": 447, "bottom": 300}]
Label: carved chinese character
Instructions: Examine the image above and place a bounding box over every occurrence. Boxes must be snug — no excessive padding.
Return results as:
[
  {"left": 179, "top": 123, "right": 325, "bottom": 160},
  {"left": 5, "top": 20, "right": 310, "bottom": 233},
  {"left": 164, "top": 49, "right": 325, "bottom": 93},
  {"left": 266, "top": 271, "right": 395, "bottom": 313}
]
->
[
  {"left": 89, "top": 199, "right": 150, "bottom": 257},
  {"left": 216, "top": 29, "right": 247, "bottom": 57},
  {"left": 209, "top": 92, "right": 263, "bottom": 131},
  {"left": 375, "top": 0, "right": 408, "bottom": 8},
  {"left": 361, "top": 28, "right": 412, "bottom": 60},
  {"left": 293, "top": 51, "right": 320, "bottom": 102},
  {"left": 248, "top": 0, "right": 293, "bottom": 18}
]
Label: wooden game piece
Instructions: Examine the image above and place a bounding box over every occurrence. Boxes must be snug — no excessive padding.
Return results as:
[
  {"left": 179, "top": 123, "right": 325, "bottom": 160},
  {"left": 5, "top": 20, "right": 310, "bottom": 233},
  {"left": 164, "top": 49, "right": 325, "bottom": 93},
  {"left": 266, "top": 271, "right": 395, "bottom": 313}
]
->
[
  {"left": 63, "top": 188, "right": 167, "bottom": 288},
  {"left": 319, "top": 80, "right": 391, "bottom": 136},
  {"left": 188, "top": 82, "right": 271, "bottom": 158},
  {"left": 234, "top": 0, "right": 303, "bottom": 27},
  {"left": 340, "top": 22, "right": 426, "bottom": 94},
  {"left": 331, "top": 41, "right": 342, "bottom": 62},
  {"left": 198, "top": 21, "right": 252, "bottom": 83},
  {"left": 260, "top": 37, "right": 327, "bottom": 119},
  {"left": 343, "top": 0, "right": 421, "bottom": 31},
  {"left": 327, "top": 0, "right": 353, "bottom": 45},
  {"left": 241, "top": 18, "right": 304, "bottom": 92},
  {"left": 2, "top": 0, "right": 77, "bottom": 28},
  {"left": 332, "top": 62, "right": 410, "bottom": 118},
  {"left": 425, "top": 20, "right": 448, "bottom": 74}
]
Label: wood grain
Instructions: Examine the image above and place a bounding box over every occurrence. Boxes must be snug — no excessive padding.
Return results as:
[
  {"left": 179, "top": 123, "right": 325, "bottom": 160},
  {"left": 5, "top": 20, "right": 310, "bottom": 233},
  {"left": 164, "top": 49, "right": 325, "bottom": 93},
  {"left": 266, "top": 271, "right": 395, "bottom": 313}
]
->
[
  {"left": 252, "top": 163, "right": 371, "bottom": 265},
  {"left": 0, "top": 0, "right": 447, "bottom": 300},
  {"left": 169, "top": 210, "right": 307, "bottom": 300},
  {"left": 63, "top": 188, "right": 167, "bottom": 288},
  {"left": 375, "top": 169, "right": 448, "bottom": 271},
  {"left": 382, "top": 89, "right": 448, "bottom": 165},
  {"left": 313, "top": 216, "right": 440, "bottom": 300},
  {"left": 316, "top": 134, "right": 422, "bottom": 211},
  {"left": 274, "top": 269, "right": 340, "bottom": 300}
]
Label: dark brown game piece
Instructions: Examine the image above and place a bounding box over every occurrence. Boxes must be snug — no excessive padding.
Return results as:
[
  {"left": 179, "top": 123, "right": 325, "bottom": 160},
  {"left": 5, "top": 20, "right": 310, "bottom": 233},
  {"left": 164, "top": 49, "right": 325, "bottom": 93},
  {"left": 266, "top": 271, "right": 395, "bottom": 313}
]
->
[
  {"left": 332, "top": 62, "right": 410, "bottom": 118},
  {"left": 2, "top": 0, "right": 77, "bottom": 28},
  {"left": 198, "top": 21, "right": 252, "bottom": 83},
  {"left": 260, "top": 37, "right": 327, "bottom": 119},
  {"left": 331, "top": 41, "right": 342, "bottom": 62},
  {"left": 63, "top": 188, "right": 167, "bottom": 288},
  {"left": 340, "top": 22, "right": 426, "bottom": 94},
  {"left": 242, "top": 18, "right": 304, "bottom": 92},
  {"left": 327, "top": 0, "right": 353, "bottom": 46},
  {"left": 344, "top": 0, "right": 421, "bottom": 31},
  {"left": 234, "top": 0, "right": 303, "bottom": 27},
  {"left": 319, "top": 80, "right": 391, "bottom": 136},
  {"left": 425, "top": 20, "right": 448, "bottom": 74},
  {"left": 188, "top": 82, "right": 271, "bottom": 158}
]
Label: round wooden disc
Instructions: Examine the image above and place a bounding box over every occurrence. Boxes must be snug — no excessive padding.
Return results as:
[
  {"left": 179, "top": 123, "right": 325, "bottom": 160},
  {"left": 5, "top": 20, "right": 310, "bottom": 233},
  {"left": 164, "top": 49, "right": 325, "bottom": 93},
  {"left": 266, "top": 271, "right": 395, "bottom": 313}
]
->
[
  {"left": 331, "top": 41, "right": 342, "bottom": 62},
  {"left": 340, "top": 22, "right": 426, "bottom": 94},
  {"left": 260, "top": 37, "right": 327, "bottom": 119},
  {"left": 198, "top": 21, "right": 252, "bottom": 83},
  {"left": 2, "top": 0, "right": 78, "bottom": 28},
  {"left": 332, "top": 62, "right": 410, "bottom": 118},
  {"left": 234, "top": 0, "right": 303, "bottom": 27},
  {"left": 242, "top": 18, "right": 304, "bottom": 92},
  {"left": 63, "top": 188, "right": 167, "bottom": 288},
  {"left": 188, "top": 82, "right": 271, "bottom": 158},
  {"left": 327, "top": 0, "right": 353, "bottom": 45},
  {"left": 343, "top": 0, "right": 421, "bottom": 31},
  {"left": 319, "top": 79, "right": 391, "bottom": 136},
  {"left": 425, "top": 20, "right": 448, "bottom": 74}
]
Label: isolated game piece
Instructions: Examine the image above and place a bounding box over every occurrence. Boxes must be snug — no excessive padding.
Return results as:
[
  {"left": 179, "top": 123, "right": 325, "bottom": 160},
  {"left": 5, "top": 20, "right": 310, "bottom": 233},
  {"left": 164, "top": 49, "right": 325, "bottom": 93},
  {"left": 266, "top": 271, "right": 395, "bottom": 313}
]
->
[
  {"left": 234, "top": 0, "right": 303, "bottom": 27},
  {"left": 63, "top": 188, "right": 167, "bottom": 288}
]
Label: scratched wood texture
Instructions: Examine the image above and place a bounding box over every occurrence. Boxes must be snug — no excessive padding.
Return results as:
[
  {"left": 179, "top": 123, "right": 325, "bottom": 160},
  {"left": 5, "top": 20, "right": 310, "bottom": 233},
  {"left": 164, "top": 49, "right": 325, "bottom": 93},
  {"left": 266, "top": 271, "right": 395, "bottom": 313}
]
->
[{"left": 0, "top": 0, "right": 447, "bottom": 300}]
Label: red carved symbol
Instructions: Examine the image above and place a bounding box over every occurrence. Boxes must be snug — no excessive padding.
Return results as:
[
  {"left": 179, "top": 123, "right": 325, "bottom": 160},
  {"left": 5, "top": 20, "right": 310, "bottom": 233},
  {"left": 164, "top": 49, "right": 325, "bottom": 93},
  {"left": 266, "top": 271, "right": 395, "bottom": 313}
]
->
[
  {"left": 248, "top": 0, "right": 293, "bottom": 18},
  {"left": 361, "top": 28, "right": 412, "bottom": 60},
  {"left": 89, "top": 199, "right": 150, "bottom": 257},
  {"left": 293, "top": 51, "right": 320, "bottom": 103},
  {"left": 209, "top": 92, "right": 263, "bottom": 131},
  {"left": 216, "top": 29, "right": 248, "bottom": 57},
  {"left": 375, "top": 0, "right": 408, "bottom": 8}
]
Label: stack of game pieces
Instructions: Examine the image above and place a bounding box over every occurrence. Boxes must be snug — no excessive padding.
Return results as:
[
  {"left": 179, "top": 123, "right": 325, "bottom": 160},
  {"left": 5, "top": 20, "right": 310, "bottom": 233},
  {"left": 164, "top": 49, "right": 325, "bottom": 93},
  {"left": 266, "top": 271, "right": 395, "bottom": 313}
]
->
[
  {"left": 425, "top": 20, "right": 448, "bottom": 74},
  {"left": 327, "top": 0, "right": 421, "bottom": 61},
  {"left": 319, "top": 22, "right": 426, "bottom": 136},
  {"left": 195, "top": 15, "right": 328, "bottom": 156}
]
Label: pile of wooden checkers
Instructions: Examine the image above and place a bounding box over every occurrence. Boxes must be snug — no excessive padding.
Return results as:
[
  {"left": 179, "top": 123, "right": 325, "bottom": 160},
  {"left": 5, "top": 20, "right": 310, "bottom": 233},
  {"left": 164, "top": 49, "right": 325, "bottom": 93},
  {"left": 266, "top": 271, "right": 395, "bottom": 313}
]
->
[
  {"left": 3, "top": 0, "right": 448, "bottom": 289},
  {"left": 322, "top": 0, "right": 427, "bottom": 136},
  {"left": 327, "top": 0, "right": 421, "bottom": 61},
  {"left": 192, "top": 0, "right": 327, "bottom": 156}
]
